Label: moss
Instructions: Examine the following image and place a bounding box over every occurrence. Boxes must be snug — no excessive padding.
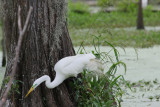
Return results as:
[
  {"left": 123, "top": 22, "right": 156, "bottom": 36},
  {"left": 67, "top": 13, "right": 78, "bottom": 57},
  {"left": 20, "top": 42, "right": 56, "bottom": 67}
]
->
[{"left": 48, "top": 0, "right": 67, "bottom": 49}]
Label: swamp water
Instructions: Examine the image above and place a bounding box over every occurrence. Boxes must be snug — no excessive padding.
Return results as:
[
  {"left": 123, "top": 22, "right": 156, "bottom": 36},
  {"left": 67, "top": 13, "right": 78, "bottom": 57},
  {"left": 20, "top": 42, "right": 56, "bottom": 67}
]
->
[
  {"left": 74, "top": 46, "right": 160, "bottom": 107},
  {"left": 0, "top": 46, "right": 160, "bottom": 106}
]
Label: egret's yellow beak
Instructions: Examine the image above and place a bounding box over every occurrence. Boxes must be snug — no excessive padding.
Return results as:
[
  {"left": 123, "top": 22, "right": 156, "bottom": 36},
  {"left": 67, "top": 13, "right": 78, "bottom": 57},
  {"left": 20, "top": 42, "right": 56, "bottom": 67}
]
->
[{"left": 25, "top": 87, "right": 34, "bottom": 98}]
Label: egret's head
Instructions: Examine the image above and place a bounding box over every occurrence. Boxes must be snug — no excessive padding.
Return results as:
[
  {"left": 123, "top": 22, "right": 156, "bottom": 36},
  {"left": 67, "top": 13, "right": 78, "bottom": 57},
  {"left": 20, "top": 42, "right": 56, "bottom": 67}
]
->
[
  {"left": 25, "top": 75, "right": 49, "bottom": 98},
  {"left": 25, "top": 80, "right": 41, "bottom": 98}
]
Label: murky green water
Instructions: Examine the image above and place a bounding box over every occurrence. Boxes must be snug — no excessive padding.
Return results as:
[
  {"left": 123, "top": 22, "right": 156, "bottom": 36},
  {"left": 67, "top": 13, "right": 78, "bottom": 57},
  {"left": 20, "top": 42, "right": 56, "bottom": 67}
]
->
[{"left": 74, "top": 46, "right": 160, "bottom": 107}]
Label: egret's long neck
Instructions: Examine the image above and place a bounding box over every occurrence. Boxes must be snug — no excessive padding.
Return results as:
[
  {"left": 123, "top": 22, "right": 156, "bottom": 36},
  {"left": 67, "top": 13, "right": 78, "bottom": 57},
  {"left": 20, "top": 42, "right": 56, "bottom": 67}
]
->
[{"left": 45, "top": 73, "right": 66, "bottom": 89}]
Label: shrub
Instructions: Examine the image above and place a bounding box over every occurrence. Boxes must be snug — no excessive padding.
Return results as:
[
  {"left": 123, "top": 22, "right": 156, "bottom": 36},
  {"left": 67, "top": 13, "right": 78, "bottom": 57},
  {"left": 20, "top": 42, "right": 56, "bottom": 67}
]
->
[
  {"left": 68, "top": 1, "right": 89, "bottom": 14},
  {"left": 117, "top": 0, "right": 138, "bottom": 12},
  {"left": 98, "top": 0, "right": 116, "bottom": 7},
  {"left": 71, "top": 36, "right": 129, "bottom": 106}
]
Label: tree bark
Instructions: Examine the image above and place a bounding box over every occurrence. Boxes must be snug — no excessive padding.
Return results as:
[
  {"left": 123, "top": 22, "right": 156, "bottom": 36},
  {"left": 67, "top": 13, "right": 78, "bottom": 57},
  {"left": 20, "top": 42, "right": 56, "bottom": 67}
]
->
[
  {"left": 137, "top": 0, "right": 145, "bottom": 30},
  {"left": 0, "top": 0, "right": 76, "bottom": 107}
]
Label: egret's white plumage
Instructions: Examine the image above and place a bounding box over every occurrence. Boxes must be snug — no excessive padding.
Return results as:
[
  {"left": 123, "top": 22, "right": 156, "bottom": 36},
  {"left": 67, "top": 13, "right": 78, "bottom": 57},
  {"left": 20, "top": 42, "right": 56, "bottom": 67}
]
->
[{"left": 25, "top": 53, "right": 103, "bottom": 97}]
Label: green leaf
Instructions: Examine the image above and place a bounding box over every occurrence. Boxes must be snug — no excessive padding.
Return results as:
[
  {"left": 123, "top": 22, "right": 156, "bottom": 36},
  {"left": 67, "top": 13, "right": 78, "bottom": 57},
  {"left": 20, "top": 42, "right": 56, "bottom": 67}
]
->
[{"left": 105, "top": 41, "right": 119, "bottom": 62}]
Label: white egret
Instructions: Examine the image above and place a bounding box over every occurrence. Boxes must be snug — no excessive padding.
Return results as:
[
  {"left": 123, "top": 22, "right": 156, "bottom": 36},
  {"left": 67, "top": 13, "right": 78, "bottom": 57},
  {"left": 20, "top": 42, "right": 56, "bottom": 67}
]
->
[{"left": 25, "top": 53, "right": 102, "bottom": 97}]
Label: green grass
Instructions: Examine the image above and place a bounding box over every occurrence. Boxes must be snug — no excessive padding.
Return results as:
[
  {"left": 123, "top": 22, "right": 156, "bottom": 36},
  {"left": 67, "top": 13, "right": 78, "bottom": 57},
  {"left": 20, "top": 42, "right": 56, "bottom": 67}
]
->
[
  {"left": 68, "top": 3, "right": 160, "bottom": 47},
  {"left": 68, "top": 10, "right": 160, "bottom": 29},
  {"left": 69, "top": 28, "right": 160, "bottom": 48}
]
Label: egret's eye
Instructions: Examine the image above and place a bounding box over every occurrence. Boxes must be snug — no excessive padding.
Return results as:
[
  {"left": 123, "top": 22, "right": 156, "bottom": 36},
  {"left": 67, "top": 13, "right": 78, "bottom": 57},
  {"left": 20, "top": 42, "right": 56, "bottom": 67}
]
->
[{"left": 32, "top": 84, "right": 37, "bottom": 88}]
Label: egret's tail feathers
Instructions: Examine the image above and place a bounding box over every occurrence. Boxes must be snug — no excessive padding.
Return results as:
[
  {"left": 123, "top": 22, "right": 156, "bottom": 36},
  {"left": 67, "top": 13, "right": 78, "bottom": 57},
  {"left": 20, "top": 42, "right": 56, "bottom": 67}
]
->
[{"left": 86, "top": 59, "right": 104, "bottom": 75}]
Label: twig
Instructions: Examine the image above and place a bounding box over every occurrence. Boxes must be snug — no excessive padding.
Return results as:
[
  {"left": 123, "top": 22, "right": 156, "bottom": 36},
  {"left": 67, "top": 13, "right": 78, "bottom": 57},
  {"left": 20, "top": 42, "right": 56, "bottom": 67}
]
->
[{"left": 0, "top": 6, "right": 33, "bottom": 107}]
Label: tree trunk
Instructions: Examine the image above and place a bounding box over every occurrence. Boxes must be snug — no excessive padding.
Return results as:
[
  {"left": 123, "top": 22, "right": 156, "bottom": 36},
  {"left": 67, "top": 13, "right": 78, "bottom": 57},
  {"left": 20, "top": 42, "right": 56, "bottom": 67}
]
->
[
  {"left": 0, "top": 0, "right": 76, "bottom": 107},
  {"left": 137, "top": 0, "right": 145, "bottom": 29}
]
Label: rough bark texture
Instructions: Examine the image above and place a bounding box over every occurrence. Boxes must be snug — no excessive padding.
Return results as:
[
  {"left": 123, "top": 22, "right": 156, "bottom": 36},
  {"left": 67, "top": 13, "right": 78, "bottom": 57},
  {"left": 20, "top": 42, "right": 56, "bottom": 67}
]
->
[
  {"left": 0, "top": 0, "right": 76, "bottom": 107},
  {"left": 137, "top": 0, "right": 145, "bottom": 29}
]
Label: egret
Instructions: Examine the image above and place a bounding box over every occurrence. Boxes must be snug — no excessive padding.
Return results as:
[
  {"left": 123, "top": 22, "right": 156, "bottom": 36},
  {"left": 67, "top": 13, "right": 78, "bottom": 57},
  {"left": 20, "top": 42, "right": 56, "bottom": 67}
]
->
[{"left": 25, "top": 53, "right": 103, "bottom": 97}]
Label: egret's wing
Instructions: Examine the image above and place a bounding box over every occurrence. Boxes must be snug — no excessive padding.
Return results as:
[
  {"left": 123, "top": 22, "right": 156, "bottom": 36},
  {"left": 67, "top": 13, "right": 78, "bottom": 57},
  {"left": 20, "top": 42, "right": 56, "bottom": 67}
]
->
[
  {"left": 54, "top": 53, "right": 96, "bottom": 77},
  {"left": 62, "top": 60, "right": 84, "bottom": 77},
  {"left": 62, "top": 56, "right": 91, "bottom": 76},
  {"left": 54, "top": 55, "right": 84, "bottom": 73}
]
